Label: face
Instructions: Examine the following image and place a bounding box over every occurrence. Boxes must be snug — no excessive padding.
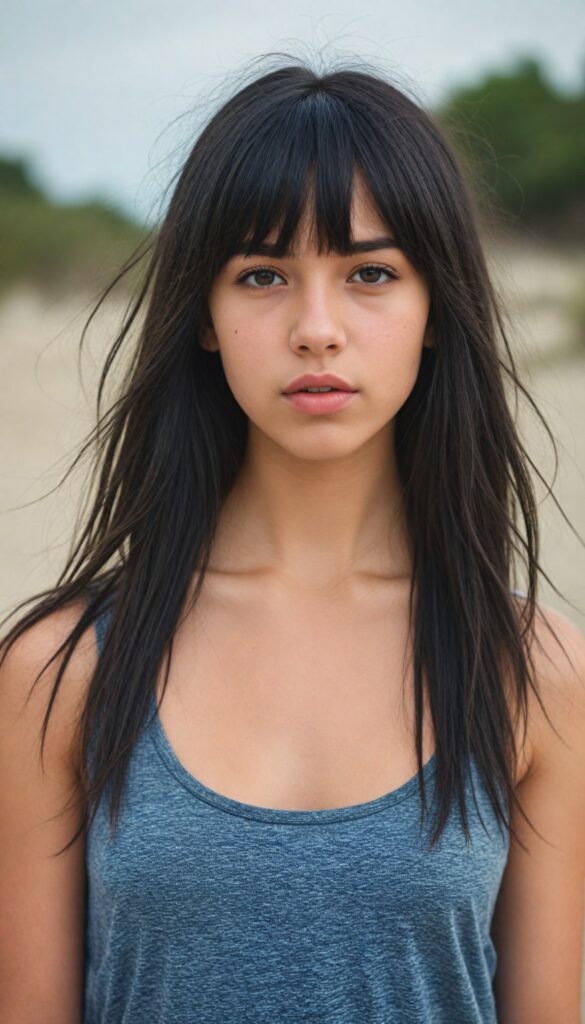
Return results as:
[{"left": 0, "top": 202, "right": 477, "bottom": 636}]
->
[{"left": 200, "top": 174, "right": 433, "bottom": 462}]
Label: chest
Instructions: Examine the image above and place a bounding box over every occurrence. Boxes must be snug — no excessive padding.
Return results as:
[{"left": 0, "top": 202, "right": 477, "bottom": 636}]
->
[
  {"left": 153, "top": 576, "right": 439, "bottom": 812},
  {"left": 153, "top": 576, "right": 528, "bottom": 811}
]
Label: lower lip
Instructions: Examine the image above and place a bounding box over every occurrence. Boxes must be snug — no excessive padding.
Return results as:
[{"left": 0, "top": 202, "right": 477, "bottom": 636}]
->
[{"left": 282, "top": 390, "right": 357, "bottom": 414}]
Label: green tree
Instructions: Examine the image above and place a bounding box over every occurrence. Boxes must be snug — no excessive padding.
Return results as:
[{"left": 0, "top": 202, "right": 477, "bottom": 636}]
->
[
  {"left": 0, "top": 156, "right": 45, "bottom": 199},
  {"left": 0, "top": 156, "right": 147, "bottom": 296},
  {"left": 437, "top": 56, "right": 585, "bottom": 221}
]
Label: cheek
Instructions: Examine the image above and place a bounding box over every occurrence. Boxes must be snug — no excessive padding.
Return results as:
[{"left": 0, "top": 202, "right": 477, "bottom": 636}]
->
[
  {"left": 371, "top": 322, "right": 426, "bottom": 390},
  {"left": 215, "top": 331, "right": 274, "bottom": 410},
  {"left": 367, "top": 283, "right": 429, "bottom": 365},
  {"left": 364, "top": 327, "right": 427, "bottom": 420},
  {"left": 206, "top": 292, "right": 280, "bottom": 416}
]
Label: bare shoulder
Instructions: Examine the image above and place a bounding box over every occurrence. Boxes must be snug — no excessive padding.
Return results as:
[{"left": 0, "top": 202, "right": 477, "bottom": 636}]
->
[
  {"left": 523, "top": 600, "right": 585, "bottom": 776},
  {"left": 0, "top": 595, "right": 99, "bottom": 773}
]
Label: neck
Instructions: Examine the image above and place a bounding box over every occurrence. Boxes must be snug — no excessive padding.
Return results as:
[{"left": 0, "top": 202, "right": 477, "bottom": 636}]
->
[{"left": 208, "top": 422, "right": 413, "bottom": 590}]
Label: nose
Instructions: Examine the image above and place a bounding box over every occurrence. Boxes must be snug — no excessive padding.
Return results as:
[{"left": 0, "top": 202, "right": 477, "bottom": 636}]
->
[{"left": 288, "top": 285, "right": 348, "bottom": 355}]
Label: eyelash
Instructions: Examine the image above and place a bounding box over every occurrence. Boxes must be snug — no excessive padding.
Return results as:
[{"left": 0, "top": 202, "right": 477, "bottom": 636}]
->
[{"left": 234, "top": 263, "right": 399, "bottom": 289}]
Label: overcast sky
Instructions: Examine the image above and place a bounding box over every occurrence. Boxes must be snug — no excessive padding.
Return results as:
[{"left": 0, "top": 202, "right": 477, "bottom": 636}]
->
[{"left": 2, "top": 0, "right": 584, "bottom": 226}]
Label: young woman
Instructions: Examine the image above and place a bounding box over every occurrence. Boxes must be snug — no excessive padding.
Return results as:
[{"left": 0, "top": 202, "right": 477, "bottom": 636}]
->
[{"left": 1, "top": 54, "right": 584, "bottom": 1024}]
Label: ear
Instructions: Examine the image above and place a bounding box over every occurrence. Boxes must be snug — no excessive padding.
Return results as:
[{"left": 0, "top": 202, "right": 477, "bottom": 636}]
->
[
  {"left": 423, "top": 322, "right": 434, "bottom": 350},
  {"left": 199, "top": 319, "right": 219, "bottom": 353}
]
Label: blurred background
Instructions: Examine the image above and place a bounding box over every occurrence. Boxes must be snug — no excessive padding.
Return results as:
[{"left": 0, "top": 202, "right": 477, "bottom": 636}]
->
[
  {"left": 1, "top": 0, "right": 584, "bottom": 1014},
  {"left": 1, "top": 5, "right": 584, "bottom": 621}
]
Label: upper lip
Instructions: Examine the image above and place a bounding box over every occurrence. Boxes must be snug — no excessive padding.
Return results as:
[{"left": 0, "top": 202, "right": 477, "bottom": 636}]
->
[{"left": 282, "top": 373, "right": 357, "bottom": 394}]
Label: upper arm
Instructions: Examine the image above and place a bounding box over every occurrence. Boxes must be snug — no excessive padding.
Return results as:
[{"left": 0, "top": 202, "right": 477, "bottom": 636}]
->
[
  {"left": 491, "top": 603, "right": 585, "bottom": 1023},
  {"left": 0, "top": 601, "right": 96, "bottom": 1023}
]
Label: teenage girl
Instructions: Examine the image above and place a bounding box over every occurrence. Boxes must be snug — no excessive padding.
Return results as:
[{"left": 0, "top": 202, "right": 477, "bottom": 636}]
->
[{"left": 1, "top": 54, "right": 584, "bottom": 1024}]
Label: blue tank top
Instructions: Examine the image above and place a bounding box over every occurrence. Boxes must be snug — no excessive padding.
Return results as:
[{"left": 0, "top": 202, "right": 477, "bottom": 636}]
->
[{"left": 83, "top": 600, "right": 510, "bottom": 1023}]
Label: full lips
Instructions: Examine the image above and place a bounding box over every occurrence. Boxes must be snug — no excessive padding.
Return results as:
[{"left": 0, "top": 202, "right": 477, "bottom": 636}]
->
[{"left": 282, "top": 390, "right": 357, "bottom": 414}]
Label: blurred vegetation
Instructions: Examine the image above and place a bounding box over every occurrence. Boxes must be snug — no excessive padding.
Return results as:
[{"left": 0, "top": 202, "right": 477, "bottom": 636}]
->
[
  {"left": 1, "top": 54, "right": 584, "bottom": 297},
  {"left": 0, "top": 156, "right": 149, "bottom": 299},
  {"left": 437, "top": 55, "right": 585, "bottom": 239}
]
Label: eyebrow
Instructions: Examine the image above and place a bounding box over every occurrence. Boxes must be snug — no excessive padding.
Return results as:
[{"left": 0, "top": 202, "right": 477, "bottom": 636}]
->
[{"left": 232, "top": 236, "right": 402, "bottom": 258}]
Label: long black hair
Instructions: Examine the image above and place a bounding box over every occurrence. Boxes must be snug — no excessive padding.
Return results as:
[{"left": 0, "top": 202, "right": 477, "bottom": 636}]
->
[{"left": 0, "top": 50, "right": 578, "bottom": 858}]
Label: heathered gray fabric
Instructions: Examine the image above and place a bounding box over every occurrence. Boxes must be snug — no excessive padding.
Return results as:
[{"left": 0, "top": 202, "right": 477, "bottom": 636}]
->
[{"left": 83, "top": 600, "right": 510, "bottom": 1023}]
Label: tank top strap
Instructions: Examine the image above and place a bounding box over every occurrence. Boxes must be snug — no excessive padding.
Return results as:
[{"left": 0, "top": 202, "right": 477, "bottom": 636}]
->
[
  {"left": 85, "top": 585, "right": 115, "bottom": 659},
  {"left": 93, "top": 603, "right": 113, "bottom": 658}
]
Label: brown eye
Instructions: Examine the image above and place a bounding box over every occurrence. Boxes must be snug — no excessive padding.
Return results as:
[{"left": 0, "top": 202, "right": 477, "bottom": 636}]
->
[
  {"left": 236, "top": 268, "right": 285, "bottom": 288},
  {"left": 351, "top": 264, "right": 397, "bottom": 285}
]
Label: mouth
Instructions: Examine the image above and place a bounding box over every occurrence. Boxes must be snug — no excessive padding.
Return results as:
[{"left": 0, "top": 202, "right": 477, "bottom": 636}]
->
[
  {"left": 282, "top": 374, "right": 357, "bottom": 395},
  {"left": 282, "top": 389, "right": 357, "bottom": 415},
  {"left": 290, "top": 387, "right": 353, "bottom": 393}
]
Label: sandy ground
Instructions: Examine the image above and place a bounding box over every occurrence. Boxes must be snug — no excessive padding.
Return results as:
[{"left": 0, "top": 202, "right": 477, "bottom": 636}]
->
[{"left": 1, "top": 242, "right": 584, "bottom": 1012}]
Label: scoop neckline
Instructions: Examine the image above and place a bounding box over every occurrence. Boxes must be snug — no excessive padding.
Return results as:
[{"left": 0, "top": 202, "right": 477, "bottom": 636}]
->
[{"left": 148, "top": 691, "right": 438, "bottom": 825}]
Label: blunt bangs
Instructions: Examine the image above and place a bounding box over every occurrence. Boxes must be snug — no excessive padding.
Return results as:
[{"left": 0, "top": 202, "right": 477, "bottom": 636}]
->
[{"left": 202, "top": 82, "right": 431, "bottom": 278}]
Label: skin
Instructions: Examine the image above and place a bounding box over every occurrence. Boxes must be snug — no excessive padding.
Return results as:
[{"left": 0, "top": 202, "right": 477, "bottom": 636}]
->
[{"left": 199, "top": 172, "right": 433, "bottom": 591}]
